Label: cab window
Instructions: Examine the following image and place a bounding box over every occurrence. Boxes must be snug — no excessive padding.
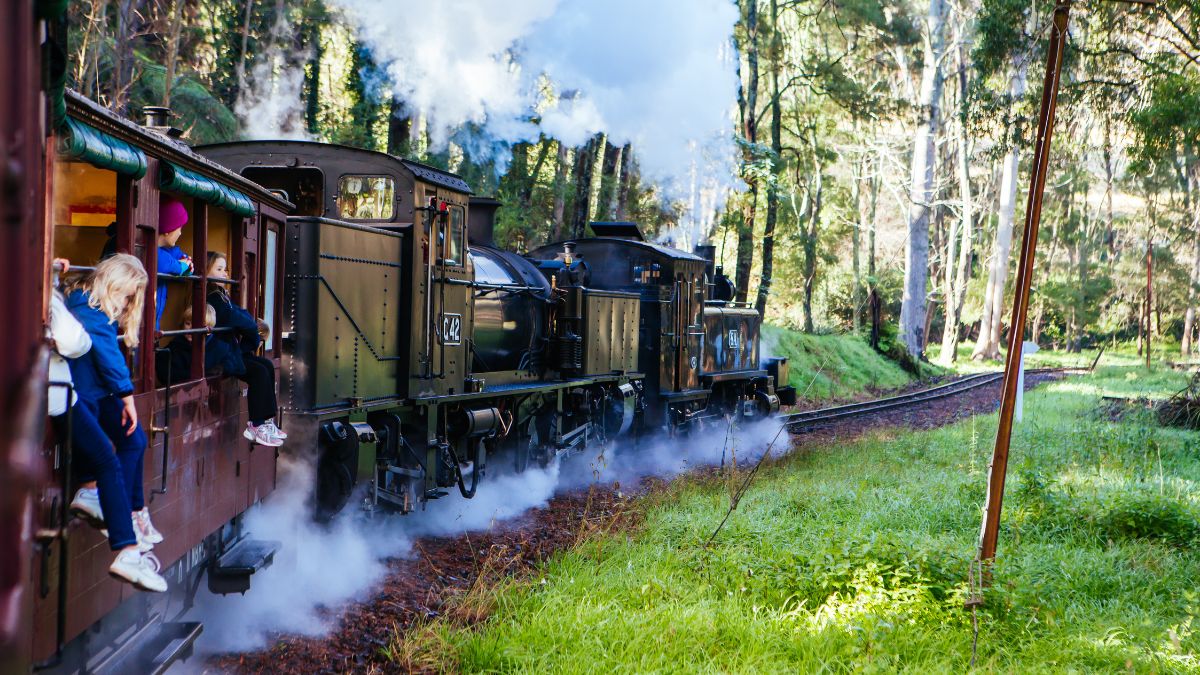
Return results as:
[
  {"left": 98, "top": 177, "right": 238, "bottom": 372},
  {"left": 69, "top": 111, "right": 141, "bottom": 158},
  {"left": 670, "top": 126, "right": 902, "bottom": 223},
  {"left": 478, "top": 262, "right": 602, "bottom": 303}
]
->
[
  {"left": 337, "top": 175, "right": 395, "bottom": 221},
  {"left": 443, "top": 205, "right": 465, "bottom": 266},
  {"left": 241, "top": 166, "right": 324, "bottom": 216}
]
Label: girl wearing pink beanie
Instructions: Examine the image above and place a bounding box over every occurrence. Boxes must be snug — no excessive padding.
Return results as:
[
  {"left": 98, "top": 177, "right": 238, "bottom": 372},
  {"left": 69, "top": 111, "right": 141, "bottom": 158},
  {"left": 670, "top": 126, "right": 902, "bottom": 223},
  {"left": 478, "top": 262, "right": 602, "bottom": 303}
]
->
[{"left": 155, "top": 196, "right": 194, "bottom": 330}]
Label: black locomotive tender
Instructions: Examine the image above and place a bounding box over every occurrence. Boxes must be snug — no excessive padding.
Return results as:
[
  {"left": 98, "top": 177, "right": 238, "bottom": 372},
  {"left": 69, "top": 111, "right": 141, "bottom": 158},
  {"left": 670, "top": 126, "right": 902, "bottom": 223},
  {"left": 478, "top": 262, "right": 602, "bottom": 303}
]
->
[{"left": 199, "top": 141, "right": 797, "bottom": 516}]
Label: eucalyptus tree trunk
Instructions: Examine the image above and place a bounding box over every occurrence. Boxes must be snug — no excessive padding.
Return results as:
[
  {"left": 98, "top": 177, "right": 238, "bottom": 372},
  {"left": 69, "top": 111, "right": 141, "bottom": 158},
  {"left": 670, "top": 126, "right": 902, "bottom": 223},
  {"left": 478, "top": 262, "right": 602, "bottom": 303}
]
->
[
  {"left": 236, "top": 0, "right": 255, "bottom": 97},
  {"left": 802, "top": 126, "right": 824, "bottom": 333},
  {"left": 735, "top": 0, "right": 760, "bottom": 305},
  {"left": 756, "top": 0, "right": 782, "bottom": 318},
  {"left": 387, "top": 97, "right": 412, "bottom": 156},
  {"left": 615, "top": 143, "right": 634, "bottom": 219},
  {"left": 899, "top": 0, "right": 948, "bottom": 360},
  {"left": 1183, "top": 161, "right": 1199, "bottom": 355},
  {"left": 940, "top": 42, "right": 974, "bottom": 364},
  {"left": 603, "top": 144, "right": 624, "bottom": 220},
  {"left": 571, "top": 137, "right": 597, "bottom": 238},
  {"left": 521, "top": 138, "right": 552, "bottom": 214},
  {"left": 161, "top": 1, "right": 185, "bottom": 107},
  {"left": 586, "top": 134, "right": 609, "bottom": 224},
  {"left": 973, "top": 60, "right": 1028, "bottom": 361},
  {"left": 852, "top": 156, "right": 866, "bottom": 333},
  {"left": 551, "top": 143, "right": 571, "bottom": 240},
  {"left": 111, "top": 0, "right": 145, "bottom": 114}
]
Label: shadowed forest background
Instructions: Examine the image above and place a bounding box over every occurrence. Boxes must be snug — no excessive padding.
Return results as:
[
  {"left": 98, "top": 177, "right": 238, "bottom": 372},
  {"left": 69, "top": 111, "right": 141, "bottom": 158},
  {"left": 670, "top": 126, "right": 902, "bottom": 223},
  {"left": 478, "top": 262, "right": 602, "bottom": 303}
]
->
[{"left": 63, "top": 0, "right": 1200, "bottom": 365}]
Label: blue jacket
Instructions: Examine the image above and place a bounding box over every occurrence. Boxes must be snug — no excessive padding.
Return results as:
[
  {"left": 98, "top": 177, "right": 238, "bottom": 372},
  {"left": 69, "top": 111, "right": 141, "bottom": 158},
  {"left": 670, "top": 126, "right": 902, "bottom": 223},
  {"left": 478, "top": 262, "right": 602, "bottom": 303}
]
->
[
  {"left": 156, "top": 246, "right": 192, "bottom": 330},
  {"left": 157, "top": 334, "right": 246, "bottom": 386},
  {"left": 208, "top": 290, "right": 261, "bottom": 355},
  {"left": 65, "top": 289, "right": 134, "bottom": 401}
]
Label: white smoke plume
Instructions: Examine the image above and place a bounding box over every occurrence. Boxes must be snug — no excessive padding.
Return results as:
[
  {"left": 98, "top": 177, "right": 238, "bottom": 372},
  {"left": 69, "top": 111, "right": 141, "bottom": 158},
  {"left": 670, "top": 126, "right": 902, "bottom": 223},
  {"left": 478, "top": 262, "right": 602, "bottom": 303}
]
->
[
  {"left": 187, "top": 419, "right": 785, "bottom": 656},
  {"left": 235, "top": 13, "right": 312, "bottom": 140},
  {"left": 187, "top": 457, "right": 562, "bottom": 655},
  {"left": 329, "top": 0, "right": 742, "bottom": 240}
]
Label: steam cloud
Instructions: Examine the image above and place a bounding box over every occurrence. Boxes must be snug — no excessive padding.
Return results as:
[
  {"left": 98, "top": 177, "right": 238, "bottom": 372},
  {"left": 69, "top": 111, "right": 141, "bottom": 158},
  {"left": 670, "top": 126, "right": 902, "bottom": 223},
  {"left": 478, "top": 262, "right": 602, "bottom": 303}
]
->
[
  {"left": 329, "top": 0, "right": 742, "bottom": 242},
  {"left": 186, "top": 419, "right": 787, "bottom": 657},
  {"left": 235, "top": 13, "right": 312, "bottom": 141}
]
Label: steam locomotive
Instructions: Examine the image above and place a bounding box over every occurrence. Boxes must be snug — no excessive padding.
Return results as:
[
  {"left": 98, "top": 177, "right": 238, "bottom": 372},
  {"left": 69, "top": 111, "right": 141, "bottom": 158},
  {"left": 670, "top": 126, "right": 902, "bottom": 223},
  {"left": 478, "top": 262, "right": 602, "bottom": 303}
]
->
[
  {"left": 196, "top": 140, "right": 796, "bottom": 518},
  {"left": 5, "top": 7, "right": 792, "bottom": 669}
]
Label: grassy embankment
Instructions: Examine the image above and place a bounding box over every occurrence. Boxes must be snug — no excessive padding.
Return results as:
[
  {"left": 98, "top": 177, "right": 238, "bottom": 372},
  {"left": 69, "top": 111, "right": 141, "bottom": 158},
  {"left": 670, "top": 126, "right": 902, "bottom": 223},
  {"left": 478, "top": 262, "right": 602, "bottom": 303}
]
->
[
  {"left": 762, "top": 326, "right": 921, "bottom": 401},
  {"left": 389, "top": 365, "right": 1200, "bottom": 672}
]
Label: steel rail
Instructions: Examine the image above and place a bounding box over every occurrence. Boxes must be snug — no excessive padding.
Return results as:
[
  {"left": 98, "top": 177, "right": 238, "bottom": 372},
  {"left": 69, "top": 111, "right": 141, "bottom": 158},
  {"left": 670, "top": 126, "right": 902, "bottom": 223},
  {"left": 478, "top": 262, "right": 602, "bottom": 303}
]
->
[{"left": 781, "top": 367, "right": 1068, "bottom": 431}]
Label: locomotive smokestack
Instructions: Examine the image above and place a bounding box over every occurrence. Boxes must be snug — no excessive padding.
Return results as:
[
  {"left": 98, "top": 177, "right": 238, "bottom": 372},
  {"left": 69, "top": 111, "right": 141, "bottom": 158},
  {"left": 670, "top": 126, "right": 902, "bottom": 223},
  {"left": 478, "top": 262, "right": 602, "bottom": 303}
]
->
[
  {"left": 694, "top": 244, "right": 716, "bottom": 283},
  {"left": 468, "top": 196, "right": 502, "bottom": 249}
]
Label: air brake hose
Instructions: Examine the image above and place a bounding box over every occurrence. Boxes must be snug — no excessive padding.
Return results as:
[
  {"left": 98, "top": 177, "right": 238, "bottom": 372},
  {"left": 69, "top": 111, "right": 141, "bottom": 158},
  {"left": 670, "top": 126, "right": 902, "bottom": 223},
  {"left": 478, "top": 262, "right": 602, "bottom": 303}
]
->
[{"left": 446, "top": 439, "right": 482, "bottom": 499}]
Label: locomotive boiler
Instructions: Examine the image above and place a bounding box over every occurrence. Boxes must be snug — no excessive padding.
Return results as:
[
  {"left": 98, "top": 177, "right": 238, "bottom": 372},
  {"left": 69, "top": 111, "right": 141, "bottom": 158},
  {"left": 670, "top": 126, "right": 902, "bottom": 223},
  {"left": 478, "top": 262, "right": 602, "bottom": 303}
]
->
[{"left": 198, "top": 140, "right": 794, "bottom": 520}]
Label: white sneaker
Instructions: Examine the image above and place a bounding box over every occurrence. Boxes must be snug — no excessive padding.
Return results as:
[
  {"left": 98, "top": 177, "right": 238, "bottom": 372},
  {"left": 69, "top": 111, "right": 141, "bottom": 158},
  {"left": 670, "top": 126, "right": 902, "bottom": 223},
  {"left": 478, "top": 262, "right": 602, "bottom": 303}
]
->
[
  {"left": 70, "top": 488, "right": 104, "bottom": 524},
  {"left": 244, "top": 422, "right": 283, "bottom": 447},
  {"left": 134, "top": 508, "right": 164, "bottom": 545},
  {"left": 262, "top": 420, "right": 288, "bottom": 440},
  {"left": 109, "top": 549, "right": 167, "bottom": 592}
]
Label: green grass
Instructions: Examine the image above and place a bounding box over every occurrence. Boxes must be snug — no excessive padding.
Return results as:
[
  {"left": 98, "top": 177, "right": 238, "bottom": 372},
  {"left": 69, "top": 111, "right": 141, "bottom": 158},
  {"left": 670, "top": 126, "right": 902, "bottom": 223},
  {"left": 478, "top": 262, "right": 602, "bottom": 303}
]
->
[
  {"left": 763, "top": 326, "right": 919, "bottom": 401},
  {"left": 392, "top": 367, "right": 1200, "bottom": 673},
  {"left": 931, "top": 340, "right": 1182, "bottom": 374}
]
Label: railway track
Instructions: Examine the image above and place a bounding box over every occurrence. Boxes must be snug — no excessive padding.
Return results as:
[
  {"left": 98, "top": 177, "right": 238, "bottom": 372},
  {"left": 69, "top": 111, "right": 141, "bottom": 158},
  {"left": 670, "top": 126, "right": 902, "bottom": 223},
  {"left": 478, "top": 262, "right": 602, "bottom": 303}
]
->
[{"left": 781, "top": 367, "right": 1072, "bottom": 432}]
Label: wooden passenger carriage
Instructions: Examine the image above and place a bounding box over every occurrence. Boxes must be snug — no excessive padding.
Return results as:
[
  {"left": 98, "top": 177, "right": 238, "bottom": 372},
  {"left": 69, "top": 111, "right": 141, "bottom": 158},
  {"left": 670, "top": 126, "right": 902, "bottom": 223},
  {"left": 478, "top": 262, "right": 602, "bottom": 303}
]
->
[{"left": 27, "top": 89, "right": 293, "bottom": 671}]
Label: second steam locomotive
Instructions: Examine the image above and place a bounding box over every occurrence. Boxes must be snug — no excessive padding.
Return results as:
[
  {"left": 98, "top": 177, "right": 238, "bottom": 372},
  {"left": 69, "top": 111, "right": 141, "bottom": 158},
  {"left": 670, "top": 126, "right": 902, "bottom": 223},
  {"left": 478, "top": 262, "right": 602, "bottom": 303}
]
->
[{"left": 198, "top": 140, "right": 797, "bottom": 517}]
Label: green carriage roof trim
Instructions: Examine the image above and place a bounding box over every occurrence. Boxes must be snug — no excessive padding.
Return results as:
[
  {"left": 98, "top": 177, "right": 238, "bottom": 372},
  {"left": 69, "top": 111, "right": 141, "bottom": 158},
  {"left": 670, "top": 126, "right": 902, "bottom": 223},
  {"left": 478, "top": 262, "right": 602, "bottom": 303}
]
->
[
  {"left": 62, "top": 91, "right": 293, "bottom": 214},
  {"left": 57, "top": 117, "right": 148, "bottom": 179},
  {"left": 159, "top": 162, "right": 256, "bottom": 217}
]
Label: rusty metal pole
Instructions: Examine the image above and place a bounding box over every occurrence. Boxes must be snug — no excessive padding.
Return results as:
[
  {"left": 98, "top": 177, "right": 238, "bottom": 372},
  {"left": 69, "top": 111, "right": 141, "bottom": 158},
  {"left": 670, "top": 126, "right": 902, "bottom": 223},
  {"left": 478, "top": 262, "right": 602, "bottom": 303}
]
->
[{"left": 976, "top": 0, "right": 1072, "bottom": 567}]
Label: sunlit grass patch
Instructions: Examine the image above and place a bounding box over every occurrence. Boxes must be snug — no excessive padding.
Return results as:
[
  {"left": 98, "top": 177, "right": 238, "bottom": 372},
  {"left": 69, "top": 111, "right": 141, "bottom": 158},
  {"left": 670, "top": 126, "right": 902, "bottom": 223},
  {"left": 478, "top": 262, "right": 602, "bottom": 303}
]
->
[
  {"left": 387, "top": 366, "right": 1200, "bottom": 672},
  {"left": 762, "top": 326, "right": 915, "bottom": 400}
]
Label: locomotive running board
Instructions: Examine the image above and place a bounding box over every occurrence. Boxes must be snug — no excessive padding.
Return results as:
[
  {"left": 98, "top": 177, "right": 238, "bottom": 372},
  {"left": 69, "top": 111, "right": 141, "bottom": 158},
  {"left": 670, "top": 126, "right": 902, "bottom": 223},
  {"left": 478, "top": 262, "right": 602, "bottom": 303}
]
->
[
  {"left": 208, "top": 538, "right": 282, "bottom": 595},
  {"left": 92, "top": 619, "right": 203, "bottom": 675}
]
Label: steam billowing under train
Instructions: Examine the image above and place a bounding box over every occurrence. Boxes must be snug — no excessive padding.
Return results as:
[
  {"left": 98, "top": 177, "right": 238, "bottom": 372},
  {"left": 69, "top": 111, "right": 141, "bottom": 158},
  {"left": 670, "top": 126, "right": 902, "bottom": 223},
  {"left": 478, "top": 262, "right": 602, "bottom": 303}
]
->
[{"left": 199, "top": 140, "right": 797, "bottom": 518}]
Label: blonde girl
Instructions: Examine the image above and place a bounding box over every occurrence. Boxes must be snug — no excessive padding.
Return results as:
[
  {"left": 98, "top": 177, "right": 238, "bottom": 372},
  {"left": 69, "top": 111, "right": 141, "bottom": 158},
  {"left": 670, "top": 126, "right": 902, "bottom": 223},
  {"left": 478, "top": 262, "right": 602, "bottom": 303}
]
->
[{"left": 65, "top": 254, "right": 167, "bottom": 586}]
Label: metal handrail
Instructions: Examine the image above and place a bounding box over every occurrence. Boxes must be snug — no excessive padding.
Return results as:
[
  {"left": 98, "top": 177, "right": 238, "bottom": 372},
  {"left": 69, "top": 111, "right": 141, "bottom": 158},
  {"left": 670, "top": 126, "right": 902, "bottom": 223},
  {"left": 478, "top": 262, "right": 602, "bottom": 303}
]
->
[
  {"left": 159, "top": 273, "right": 240, "bottom": 285},
  {"left": 157, "top": 326, "right": 234, "bottom": 338}
]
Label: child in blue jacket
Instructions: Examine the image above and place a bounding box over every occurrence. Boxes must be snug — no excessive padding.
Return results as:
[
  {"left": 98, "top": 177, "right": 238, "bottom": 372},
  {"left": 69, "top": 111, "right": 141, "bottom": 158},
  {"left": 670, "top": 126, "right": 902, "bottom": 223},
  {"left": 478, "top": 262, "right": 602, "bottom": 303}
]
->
[
  {"left": 206, "top": 251, "right": 285, "bottom": 448},
  {"left": 157, "top": 304, "right": 245, "bottom": 385},
  {"left": 155, "top": 196, "right": 194, "bottom": 331},
  {"left": 65, "top": 254, "right": 168, "bottom": 577},
  {"left": 52, "top": 258, "right": 165, "bottom": 592}
]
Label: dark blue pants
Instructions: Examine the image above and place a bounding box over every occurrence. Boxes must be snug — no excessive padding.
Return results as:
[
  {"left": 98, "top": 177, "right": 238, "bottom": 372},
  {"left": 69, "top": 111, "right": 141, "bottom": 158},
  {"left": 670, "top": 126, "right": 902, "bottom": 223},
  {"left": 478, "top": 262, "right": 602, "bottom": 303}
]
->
[
  {"left": 241, "top": 354, "right": 278, "bottom": 425},
  {"left": 54, "top": 399, "right": 137, "bottom": 551},
  {"left": 95, "top": 395, "right": 148, "bottom": 512}
]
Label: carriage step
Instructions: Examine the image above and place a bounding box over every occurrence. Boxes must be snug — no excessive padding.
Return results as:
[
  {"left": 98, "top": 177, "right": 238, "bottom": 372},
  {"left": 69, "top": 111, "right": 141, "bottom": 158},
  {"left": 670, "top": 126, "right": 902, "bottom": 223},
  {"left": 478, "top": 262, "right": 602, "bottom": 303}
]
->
[
  {"left": 95, "top": 620, "right": 203, "bottom": 675},
  {"left": 208, "top": 538, "right": 280, "bottom": 595}
]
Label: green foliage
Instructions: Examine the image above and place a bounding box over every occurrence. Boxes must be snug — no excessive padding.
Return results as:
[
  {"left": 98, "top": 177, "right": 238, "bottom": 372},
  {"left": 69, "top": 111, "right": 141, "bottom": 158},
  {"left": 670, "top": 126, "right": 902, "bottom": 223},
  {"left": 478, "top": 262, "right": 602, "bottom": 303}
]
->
[
  {"left": 386, "top": 366, "right": 1200, "bottom": 672},
  {"left": 131, "top": 56, "right": 239, "bottom": 144},
  {"left": 1099, "top": 493, "right": 1200, "bottom": 547}
]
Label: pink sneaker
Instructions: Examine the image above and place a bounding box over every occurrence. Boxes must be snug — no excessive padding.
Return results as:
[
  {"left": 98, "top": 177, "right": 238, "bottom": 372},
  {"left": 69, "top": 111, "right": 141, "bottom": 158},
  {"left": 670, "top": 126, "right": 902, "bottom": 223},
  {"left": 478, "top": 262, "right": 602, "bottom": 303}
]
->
[{"left": 244, "top": 422, "right": 283, "bottom": 447}]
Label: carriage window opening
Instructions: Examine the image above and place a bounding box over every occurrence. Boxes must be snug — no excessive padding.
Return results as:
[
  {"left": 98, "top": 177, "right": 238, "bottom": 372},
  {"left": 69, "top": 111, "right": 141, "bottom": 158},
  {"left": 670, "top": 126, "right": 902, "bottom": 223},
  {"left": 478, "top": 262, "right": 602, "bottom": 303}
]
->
[
  {"left": 337, "top": 175, "right": 395, "bottom": 221},
  {"left": 443, "top": 206, "right": 465, "bottom": 266},
  {"left": 241, "top": 167, "right": 324, "bottom": 216},
  {"left": 261, "top": 228, "right": 278, "bottom": 352}
]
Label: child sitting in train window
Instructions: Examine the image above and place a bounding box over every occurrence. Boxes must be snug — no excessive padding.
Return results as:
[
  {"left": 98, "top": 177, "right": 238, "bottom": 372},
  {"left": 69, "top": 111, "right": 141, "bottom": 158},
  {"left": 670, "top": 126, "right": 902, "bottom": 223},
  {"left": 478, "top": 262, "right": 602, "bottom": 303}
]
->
[
  {"left": 155, "top": 196, "right": 194, "bottom": 331},
  {"left": 49, "top": 258, "right": 166, "bottom": 593},
  {"left": 156, "top": 304, "right": 245, "bottom": 386},
  {"left": 206, "top": 251, "right": 286, "bottom": 448},
  {"left": 63, "top": 254, "right": 168, "bottom": 592}
]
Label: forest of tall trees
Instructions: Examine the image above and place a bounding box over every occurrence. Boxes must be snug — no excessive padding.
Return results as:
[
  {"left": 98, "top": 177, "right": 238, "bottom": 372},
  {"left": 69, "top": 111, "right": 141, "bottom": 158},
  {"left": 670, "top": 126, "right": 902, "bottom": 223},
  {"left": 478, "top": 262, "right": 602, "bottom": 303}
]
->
[{"left": 61, "top": 0, "right": 1200, "bottom": 362}]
